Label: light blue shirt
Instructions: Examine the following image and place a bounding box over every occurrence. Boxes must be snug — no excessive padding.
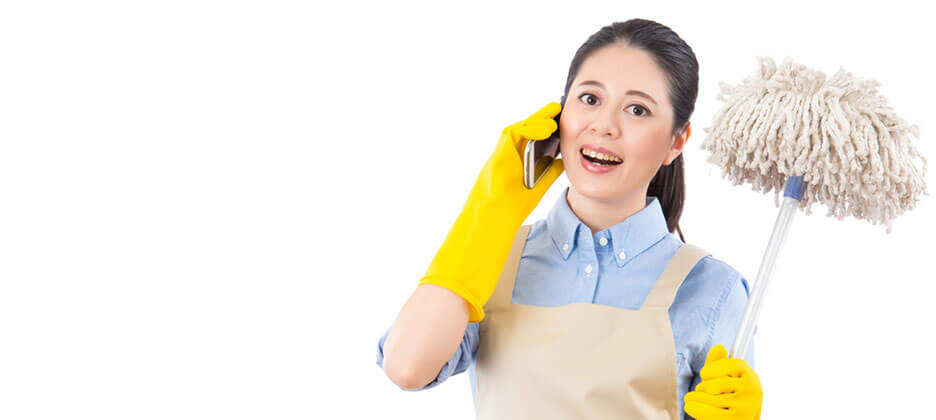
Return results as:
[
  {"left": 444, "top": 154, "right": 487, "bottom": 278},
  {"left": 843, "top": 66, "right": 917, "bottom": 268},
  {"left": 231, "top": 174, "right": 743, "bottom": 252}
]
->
[{"left": 376, "top": 186, "right": 755, "bottom": 420}]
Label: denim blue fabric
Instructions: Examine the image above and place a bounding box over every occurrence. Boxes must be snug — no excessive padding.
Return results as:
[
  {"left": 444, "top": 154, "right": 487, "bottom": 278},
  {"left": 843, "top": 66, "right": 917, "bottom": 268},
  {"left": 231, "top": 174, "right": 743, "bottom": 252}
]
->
[{"left": 376, "top": 186, "right": 755, "bottom": 419}]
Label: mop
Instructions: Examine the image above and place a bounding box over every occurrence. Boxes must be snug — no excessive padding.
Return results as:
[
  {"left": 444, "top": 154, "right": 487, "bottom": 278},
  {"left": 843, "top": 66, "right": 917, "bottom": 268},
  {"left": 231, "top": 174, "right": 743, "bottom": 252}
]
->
[{"left": 699, "top": 56, "right": 929, "bottom": 359}]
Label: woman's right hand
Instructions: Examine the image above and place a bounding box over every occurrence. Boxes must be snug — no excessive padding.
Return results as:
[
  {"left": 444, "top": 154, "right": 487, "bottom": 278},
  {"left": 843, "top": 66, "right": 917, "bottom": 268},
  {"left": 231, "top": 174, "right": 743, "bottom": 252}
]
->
[
  {"left": 417, "top": 102, "right": 566, "bottom": 323},
  {"left": 478, "top": 102, "right": 566, "bottom": 220}
]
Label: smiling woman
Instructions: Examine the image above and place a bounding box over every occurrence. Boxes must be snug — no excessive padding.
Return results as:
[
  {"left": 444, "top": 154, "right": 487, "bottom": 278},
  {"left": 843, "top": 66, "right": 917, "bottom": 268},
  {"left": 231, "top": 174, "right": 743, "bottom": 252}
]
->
[{"left": 377, "top": 18, "right": 761, "bottom": 420}]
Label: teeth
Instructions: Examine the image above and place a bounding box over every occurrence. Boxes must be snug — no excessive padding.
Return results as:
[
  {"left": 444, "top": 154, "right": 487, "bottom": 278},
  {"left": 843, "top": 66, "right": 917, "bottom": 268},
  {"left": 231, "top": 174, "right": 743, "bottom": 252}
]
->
[{"left": 582, "top": 148, "right": 622, "bottom": 163}]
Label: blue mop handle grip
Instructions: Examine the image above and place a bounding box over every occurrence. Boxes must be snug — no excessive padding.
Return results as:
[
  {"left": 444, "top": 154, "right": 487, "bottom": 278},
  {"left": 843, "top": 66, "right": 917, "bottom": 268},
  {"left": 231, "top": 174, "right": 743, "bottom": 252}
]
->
[{"left": 783, "top": 175, "right": 806, "bottom": 200}]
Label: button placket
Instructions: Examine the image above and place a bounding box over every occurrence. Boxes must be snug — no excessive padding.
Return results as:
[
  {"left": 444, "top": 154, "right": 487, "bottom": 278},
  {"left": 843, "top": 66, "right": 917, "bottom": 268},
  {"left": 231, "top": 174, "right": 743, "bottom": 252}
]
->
[{"left": 580, "top": 230, "right": 596, "bottom": 278}]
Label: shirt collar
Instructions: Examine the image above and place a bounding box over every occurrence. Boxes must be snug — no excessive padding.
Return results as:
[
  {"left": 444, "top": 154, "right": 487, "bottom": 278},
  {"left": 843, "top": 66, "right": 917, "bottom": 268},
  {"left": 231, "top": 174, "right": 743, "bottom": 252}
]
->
[{"left": 546, "top": 186, "right": 670, "bottom": 266}]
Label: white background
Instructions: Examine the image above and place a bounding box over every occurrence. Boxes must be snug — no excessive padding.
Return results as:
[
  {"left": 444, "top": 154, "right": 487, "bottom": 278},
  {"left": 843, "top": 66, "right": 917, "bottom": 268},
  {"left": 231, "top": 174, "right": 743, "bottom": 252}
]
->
[{"left": 1, "top": 0, "right": 933, "bottom": 419}]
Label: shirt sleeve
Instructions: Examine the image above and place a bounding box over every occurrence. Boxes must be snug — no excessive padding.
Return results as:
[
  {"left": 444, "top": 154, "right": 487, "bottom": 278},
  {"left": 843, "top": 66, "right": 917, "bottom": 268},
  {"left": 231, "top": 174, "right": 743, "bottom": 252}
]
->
[
  {"left": 376, "top": 321, "right": 480, "bottom": 391},
  {"left": 688, "top": 272, "right": 757, "bottom": 394}
]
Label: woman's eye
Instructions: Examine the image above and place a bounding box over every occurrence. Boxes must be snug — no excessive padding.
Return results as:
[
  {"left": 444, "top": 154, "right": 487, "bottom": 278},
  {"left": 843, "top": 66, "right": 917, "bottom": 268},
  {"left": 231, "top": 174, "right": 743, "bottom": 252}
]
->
[
  {"left": 579, "top": 93, "right": 598, "bottom": 106},
  {"left": 628, "top": 104, "right": 651, "bottom": 117}
]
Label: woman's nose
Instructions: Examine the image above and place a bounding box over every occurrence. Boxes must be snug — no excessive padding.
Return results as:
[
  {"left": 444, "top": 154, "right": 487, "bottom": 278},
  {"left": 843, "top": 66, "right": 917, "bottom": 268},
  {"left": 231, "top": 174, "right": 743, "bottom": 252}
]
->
[{"left": 589, "top": 107, "right": 620, "bottom": 138}]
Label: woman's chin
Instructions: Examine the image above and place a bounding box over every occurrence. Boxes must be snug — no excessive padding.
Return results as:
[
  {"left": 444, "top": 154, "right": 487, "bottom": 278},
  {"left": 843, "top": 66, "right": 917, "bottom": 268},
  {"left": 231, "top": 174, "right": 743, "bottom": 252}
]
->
[{"left": 570, "top": 180, "right": 623, "bottom": 201}]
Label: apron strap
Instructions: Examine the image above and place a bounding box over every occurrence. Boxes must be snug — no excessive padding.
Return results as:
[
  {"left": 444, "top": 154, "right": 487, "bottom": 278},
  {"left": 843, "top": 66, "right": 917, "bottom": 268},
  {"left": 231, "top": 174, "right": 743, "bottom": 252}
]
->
[
  {"left": 484, "top": 224, "right": 533, "bottom": 313},
  {"left": 641, "top": 243, "right": 711, "bottom": 310}
]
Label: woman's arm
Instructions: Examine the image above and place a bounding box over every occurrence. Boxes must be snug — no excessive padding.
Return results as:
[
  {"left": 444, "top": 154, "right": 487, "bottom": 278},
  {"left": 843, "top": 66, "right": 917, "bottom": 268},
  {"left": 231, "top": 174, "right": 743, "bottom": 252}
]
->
[{"left": 381, "top": 283, "right": 471, "bottom": 390}]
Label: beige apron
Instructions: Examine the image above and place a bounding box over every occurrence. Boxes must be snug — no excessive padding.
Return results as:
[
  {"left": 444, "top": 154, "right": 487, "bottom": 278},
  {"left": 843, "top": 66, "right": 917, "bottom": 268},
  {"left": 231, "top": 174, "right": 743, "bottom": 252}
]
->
[{"left": 475, "top": 224, "right": 710, "bottom": 419}]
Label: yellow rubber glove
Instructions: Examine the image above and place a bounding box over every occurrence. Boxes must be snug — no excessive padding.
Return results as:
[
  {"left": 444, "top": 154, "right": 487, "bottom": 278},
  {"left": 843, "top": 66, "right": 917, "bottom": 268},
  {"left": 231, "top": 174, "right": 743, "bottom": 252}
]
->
[
  {"left": 417, "top": 102, "right": 565, "bottom": 322},
  {"left": 684, "top": 344, "right": 763, "bottom": 420}
]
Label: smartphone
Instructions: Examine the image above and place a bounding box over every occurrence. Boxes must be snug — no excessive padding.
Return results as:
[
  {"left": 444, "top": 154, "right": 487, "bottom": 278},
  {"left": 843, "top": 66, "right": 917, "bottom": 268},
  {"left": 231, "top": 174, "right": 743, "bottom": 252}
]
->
[{"left": 522, "top": 111, "right": 562, "bottom": 189}]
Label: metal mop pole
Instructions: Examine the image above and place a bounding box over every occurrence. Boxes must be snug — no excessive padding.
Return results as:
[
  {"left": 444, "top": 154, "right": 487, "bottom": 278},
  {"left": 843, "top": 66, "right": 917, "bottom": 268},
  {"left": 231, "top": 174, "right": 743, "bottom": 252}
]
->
[{"left": 730, "top": 175, "right": 807, "bottom": 360}]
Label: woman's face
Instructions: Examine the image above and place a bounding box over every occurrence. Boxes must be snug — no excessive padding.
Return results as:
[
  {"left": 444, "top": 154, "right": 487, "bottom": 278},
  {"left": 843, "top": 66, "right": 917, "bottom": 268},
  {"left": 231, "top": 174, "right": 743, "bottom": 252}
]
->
[{"left": 559, "top": 43, "right": 687, "bottom": 203}]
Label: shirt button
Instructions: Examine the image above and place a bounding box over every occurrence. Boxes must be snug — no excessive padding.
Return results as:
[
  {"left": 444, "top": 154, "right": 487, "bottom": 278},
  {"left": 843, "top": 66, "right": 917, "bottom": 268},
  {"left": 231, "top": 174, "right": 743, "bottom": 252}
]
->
[
  {"left": 619, "top": 250, "right": 627, "bottom": 259},
  {"left": 563, "top": 243, "right": 569, "bottom": 251},
  {"left": 598, "top": 237, "right": 608, "bottom": 246},
  {"left": 585, "top": 264, "right": 593, "bottom": 274}
]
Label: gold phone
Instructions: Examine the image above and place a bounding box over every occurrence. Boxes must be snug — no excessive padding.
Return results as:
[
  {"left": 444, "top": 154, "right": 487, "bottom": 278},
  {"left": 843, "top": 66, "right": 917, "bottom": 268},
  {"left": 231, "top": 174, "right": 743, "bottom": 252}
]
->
[{"left": 522, "top": 112, "right": 562, "bottom": 189}]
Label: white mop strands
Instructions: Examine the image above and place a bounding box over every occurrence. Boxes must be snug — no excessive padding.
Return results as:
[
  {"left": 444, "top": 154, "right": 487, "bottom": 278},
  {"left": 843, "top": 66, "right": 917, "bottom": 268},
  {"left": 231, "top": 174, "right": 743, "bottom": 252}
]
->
[{"left": 700, "top": 56, "right": 928, "bottom": 233}]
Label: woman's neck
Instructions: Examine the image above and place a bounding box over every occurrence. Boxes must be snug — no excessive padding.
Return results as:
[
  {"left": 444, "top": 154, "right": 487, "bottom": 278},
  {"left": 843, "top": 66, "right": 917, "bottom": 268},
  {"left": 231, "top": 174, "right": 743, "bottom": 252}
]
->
[{"left": 565, "top": 186, "right": 649, "bottom": 235}]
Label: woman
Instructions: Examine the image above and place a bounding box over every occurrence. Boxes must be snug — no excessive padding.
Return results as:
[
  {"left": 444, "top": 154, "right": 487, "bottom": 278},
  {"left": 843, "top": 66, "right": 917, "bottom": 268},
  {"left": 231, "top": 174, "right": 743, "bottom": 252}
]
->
[{"left": 377, "top": 19, "right": 763, "bottom": 420}]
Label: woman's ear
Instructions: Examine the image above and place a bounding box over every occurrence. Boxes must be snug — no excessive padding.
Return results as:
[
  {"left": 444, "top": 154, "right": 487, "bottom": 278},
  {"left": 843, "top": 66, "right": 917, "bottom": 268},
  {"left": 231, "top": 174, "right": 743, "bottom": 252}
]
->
[{"left": 664, "top": 122, "right": 691, "bottom": 166}]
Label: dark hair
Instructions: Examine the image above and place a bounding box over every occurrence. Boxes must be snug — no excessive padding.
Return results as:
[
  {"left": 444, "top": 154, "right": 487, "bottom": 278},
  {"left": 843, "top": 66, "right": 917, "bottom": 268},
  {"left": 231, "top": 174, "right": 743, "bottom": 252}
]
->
[{"left": 559, "top": 19, "right": 698, "bottom": 243}]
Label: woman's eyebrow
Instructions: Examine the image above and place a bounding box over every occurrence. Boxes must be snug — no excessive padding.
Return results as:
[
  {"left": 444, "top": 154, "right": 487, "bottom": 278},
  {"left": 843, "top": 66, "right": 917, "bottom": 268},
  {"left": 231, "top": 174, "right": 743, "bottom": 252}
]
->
[{"left": 576, "top": 80, "right": 658, "bottom": 106}]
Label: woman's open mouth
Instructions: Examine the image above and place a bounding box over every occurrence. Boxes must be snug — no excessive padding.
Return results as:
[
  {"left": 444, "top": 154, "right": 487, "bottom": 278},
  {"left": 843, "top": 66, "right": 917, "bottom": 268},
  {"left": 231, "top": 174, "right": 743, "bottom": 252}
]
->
[{"left": 579, "top": 147, "right": 622, "bottom": 174}]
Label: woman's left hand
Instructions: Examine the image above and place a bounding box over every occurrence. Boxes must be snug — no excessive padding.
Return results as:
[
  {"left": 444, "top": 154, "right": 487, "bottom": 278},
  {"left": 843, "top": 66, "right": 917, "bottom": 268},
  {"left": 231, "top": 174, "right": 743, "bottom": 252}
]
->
[{"left": 683, "top": 344, "right": 763, "bottom": 420}]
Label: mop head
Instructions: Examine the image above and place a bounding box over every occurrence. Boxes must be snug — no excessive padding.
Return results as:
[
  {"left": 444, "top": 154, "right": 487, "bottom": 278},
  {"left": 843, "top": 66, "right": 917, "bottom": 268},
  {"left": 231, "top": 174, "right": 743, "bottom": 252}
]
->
[{"left": 700, "top": 56, "right": 928, "bottom": 234}]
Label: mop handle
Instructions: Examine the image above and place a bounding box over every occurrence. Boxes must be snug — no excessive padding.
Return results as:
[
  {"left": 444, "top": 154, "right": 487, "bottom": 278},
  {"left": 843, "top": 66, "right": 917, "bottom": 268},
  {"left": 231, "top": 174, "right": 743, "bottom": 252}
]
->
[{"left": 729, "top": 176, "right": 806, "bottom": 360}]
